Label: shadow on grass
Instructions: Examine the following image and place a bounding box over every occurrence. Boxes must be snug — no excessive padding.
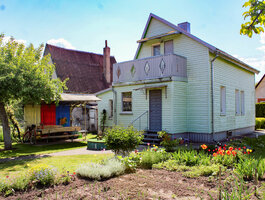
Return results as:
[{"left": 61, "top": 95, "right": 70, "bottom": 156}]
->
[{"left": 0, "top": 141, "right": 87, "bottom": 159}]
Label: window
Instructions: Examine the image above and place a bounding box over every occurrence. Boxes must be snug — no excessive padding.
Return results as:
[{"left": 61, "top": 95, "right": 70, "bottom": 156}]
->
[
  {"left": 241, "top": 91, "right": 245, "bottom": 115},
  {"left": 235, "top": 90, "right": 240, "bottom": 115},
  {"left": 164, "top": 40, "right": 173, "bottom": 54},
  {"left": 109, "top": 99, "right": 113, "bottom": 118},
  {"left": 153, "top": 45, "right": 160, "bottom": 56},
  {"left": 122, "top": 92, "right": 132, "bottom": 112},
  {"left": 220, "top": 86, "right": 226, "bottom": 115}
]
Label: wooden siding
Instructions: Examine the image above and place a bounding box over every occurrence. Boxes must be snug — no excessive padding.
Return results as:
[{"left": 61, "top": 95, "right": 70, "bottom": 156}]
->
[
  {"left": 24, "top": 105, "right": 41, "bottom": 127},
  {"left": 113, "top": 54, "right": 187, "bottom": 83},
  {"left": 213, "top": 56, "right": 255, "bottom": 132},
  {"left": 145, "top": 18, "right": 175, "bottom": 38},
  {"left": 256, "top": 79, "right": 265, "bottom": 102},
  {"left": 97, "top": 90, "right": 114, "bottom": 128}
]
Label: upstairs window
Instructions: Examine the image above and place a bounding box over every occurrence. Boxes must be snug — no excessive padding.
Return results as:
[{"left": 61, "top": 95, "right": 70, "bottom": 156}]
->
[
  {"left": 220, "top": 86, "right": 226, "bottom": 115},
  {"left": 153, "top": 45, "right": 160, "bottom": 56},
  {"left": 235, "top": 89, "right": 240, "bottom": 115},
  {"left": 122, "top": 92, "right": 132, "bottom": 112},
  {"left": 164, "top": 40, "right": 173, "bottom": 54}
]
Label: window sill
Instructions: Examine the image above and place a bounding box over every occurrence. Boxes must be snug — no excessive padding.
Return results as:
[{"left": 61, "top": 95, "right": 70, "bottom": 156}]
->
[{"left": 120, "top": 112, "right": 133, "bottom": 115}]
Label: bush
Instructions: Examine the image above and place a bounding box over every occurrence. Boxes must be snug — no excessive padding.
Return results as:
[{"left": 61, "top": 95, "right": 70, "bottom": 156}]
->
[
  {"left": 104, "top": 126, "right": 144, "bottom": 156},
  {"left": 183, "top": 164, "right": 223, "bottom": 178},
  {"left": 256, "top": 118, "right": 265, "bottom": 129},
  {"left": 256, "top": 103, "right": 265, "bottom": 117},
  {"left": 157, "top": 131, "right": 179, "bottom": 152},
  {"left": 76, "top": 158, "right": 125, "bottom": 180},
  {"left": 28, "top": 164, "right": 58, "bottom": 186},
  {"left": 0, "top": 175, "right": 30, "bottom": 196}
]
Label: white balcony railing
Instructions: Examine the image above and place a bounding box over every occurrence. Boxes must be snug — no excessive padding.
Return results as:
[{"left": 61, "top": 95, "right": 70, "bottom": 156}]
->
[{"left": 113, "top": 54, "right": 187, "bottom": 83}]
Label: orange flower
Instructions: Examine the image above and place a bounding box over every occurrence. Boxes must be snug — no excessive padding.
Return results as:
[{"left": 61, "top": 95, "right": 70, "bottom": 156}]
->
[
  {"left": 201, "top": 144, "right": 207, "bottom": 150},
  {"left": 213, "top": 153, "right": 217, "bottom": 157},
  {"left": 73, "top": 172, "right": 76, "bottom": 175},
  {"left": 232, "top": 151, "right": 236, "bottom": 156},
  {"left": 226, "top": 150, "right": 231, "bottom": 155}
]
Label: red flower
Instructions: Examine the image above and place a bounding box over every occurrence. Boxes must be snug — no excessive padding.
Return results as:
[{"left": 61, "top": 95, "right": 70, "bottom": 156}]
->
[
  {"left": 238, "top": 147, "right": 241, "bottom": 150},
  {"left": 208, "top": 149, "right": 211, "bottom": 151},
  {"left": 154, "top": 149, "right": 157, "bottom": 152},
  {"left": 134, "top": 149, "right": 138, "bottom": 154},
  {"left": 244, "top": 152, "right": 246, "bottom": 154},
  {"left": 226, "top": 150, "right": 231, "bottom": 155},
  {"left": 213, "top": 153, "right": 217, "bottom": 157},
  {"left": 73, "top": 172, "right": 76, "bottom": 175},
  {"left": 6, "top": 176, "right": 9, "bottom": 178},
  {"left": 243, "top": 146, "right": 246, "bottom": 149},
  {"left": 229, "top": 147, "right": 233, "bottom": 151},
  {"left": 224, "top": 144, "right": 227, "bottom": 147},
  {"left": 248, "top": 152, "right": 250, "bottom": 154},
  {"left": 234, "top": 148, "right": 237, "bottom": 150}
]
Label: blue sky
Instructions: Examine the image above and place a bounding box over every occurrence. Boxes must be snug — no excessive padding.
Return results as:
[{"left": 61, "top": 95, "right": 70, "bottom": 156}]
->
[{"left": 1, "top": 0, "right": 265, "bottom": 81}]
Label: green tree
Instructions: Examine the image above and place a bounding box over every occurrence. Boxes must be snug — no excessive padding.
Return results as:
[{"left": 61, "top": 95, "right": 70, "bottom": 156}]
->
[
  {"left": 0, "top": 34, "right": 67, "bottom": 150},
  {"left": 241, "top": 0, "right": 265, "bottom": 37}
]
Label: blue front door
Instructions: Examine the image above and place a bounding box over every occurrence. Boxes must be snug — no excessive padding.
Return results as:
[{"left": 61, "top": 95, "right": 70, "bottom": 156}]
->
[{"left": 149, "top": 90, "right": 162, "bottom": 131}]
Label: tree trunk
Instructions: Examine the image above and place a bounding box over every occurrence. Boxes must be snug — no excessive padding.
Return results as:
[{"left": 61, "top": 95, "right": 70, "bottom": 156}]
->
[{"left": 0, "top": 102, "right": 12, "bottom": 150}]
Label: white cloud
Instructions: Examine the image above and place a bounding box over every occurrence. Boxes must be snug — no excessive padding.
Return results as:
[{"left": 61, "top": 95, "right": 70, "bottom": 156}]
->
[
  {"left": 2, "top": 36, "right": 26, "bottom": 44},
  {"left": 47, "top": 38, "right": 75, "bottom": 49}
]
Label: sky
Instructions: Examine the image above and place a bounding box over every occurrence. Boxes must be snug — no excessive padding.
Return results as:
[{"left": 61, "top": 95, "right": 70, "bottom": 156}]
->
[{"left": 1, "top": 0, "right": 265, "bottom": 81}]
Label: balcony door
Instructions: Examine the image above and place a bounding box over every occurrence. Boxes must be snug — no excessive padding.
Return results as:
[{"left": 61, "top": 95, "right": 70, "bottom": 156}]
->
[
  {"left": 164, "top": 40, "right": 173, "bottom": 55},
  {"left": 149, "top": 90, "right": 162, "bottom": 131}
]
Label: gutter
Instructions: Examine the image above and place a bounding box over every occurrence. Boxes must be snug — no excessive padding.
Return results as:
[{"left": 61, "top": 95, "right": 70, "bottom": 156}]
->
[
  {"left": 112, "top": 87, "right": 117, "bottom": 125},
  {"left": 210, "top": 53, "right": 219, "bottom": 141}
]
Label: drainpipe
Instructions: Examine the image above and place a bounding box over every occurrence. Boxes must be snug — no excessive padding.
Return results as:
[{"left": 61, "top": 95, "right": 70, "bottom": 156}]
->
[
  {"left": 211, "top": 52, "right": 219, "bottom": 142},
  {"left": 112, "top": 87, "right": 117, "bottom": 125}
]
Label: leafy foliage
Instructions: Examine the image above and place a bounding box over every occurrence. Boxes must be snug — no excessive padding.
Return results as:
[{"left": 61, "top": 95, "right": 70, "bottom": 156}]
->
[
  {"left": 104, "top": 126, "right": 143, "bottom": 156},
  {"left": 256, "top": 103, "right": 265, "bottom": 117},
  {"left": 76, "top": 158, "right": 125, "bottom": 180},
  {"left": 157, "top": 131, "right": 179, "bottom": 152},
  {"left": 241, "top": 0, "right": 265, "bottom": 37}
]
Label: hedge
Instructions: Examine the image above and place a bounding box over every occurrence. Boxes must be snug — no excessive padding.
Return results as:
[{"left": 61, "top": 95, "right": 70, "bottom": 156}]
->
[
  {"left": 256, "top": 103, "right": 265, "bottom": 117},
  {"left": 256, "top": 118, "right": 265, "bottom": 129}
]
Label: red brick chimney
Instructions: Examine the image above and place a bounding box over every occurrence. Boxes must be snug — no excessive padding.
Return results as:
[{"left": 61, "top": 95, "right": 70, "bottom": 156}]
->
[{"left": 103, "top": 40, "right": 111, "bottom": 84}]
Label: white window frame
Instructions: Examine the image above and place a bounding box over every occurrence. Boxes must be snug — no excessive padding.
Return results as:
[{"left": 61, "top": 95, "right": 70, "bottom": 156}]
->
[
  {"left": 241, "top": 91, "right": 245, "bottom": 115},
  {"left": 121, "top": 92, "right": 132, "bottom": 113},
  {"left": 220, "top": 86, "right": 226, "bottom": 115},
  {"left": 235, "top": 89, "right": 240, "bottom": 115}
]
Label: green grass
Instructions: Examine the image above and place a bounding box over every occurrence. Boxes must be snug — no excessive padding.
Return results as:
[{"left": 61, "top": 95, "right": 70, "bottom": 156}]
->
[
  {"left": 0, "top": 133, "right": 97, "bottom": 159},
  {"left": 0, "top": 126, "right": 3, "bottom": 142},
  {"left": 0, "top": 154, "right": 112, "bottom": 177}
]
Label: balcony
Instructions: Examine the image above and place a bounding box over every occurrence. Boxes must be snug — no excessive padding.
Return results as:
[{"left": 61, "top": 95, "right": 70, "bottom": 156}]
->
[{"left": 113, "top": 54, "right": 187, "bottom": 84}]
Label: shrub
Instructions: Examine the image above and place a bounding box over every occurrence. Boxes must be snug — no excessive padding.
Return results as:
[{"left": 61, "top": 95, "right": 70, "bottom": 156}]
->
[
  {"left": 256, "top": 103, "right": 265, "bottom": 117},
  {"left": 28, "top": 164, "right": 58, "bottom": 186},
  {"left": 76, "top": 158, "right": 125, "bottom": 180},
  {"left": 256, "top": 118, "right": 265, "bottom": 129},
  {"left": 183, "top": 164, "right": 223, "bottom": 178},
  {"left": 157, "top": 131, "right": 179, "bottom": 152},
  {"left": 104, "top": 126, "right": 143, "bottom": 156},
  {"left": 0, "top": 175, "right": 30, "bottom": 196}
]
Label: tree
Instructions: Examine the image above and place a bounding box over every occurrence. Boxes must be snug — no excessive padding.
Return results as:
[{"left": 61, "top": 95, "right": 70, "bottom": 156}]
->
[
  {"left": 0, "top": 34, "right": 67, "bottom": 150},
  {"left": 241, "top": 0, "right": 265, "bottom": 37}
]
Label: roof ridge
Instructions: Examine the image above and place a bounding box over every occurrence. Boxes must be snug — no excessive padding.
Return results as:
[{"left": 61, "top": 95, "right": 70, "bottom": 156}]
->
[{"left": 46, "top": 43, "right": 115, "bottom": 58}]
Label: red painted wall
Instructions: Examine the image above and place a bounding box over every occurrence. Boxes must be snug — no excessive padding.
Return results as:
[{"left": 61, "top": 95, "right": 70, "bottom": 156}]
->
[{"left": 41, "top": 104, "right": 56, "bottom": 125}]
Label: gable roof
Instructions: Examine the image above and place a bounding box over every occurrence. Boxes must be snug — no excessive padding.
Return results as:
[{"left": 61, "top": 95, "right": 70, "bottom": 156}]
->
[
  {"left": 256, "top": 74, "right": 265, "bottom": 89},
  {"left": 44, "top": 44, "right": 116, "bottom": 94},
  {"left": 135, "top": 13, "right": 259, "bottom": 74}
]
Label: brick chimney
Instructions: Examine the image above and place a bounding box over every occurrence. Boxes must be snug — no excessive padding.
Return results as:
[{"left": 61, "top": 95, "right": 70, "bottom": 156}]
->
[
  {"left": 178, "top": 22, "right": 190, "bottom": 33},
  {"left": 103, "top": 40, "right": 111, "bottom": 84}
]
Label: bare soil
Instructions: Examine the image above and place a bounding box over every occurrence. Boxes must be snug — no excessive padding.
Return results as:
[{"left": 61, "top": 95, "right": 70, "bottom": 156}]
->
[{"left": 4, "top": 169, "right": 219, "bottom": 200}]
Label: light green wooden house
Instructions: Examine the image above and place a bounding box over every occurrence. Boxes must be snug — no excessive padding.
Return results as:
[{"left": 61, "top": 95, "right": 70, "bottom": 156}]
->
[{"left": 96, "top": 13, "right": 259, "bottom": 143}]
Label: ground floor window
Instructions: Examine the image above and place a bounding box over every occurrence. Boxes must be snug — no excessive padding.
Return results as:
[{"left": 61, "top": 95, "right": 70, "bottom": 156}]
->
[{"left": 122, "top": 92, "right": 132, "bottom": 112}]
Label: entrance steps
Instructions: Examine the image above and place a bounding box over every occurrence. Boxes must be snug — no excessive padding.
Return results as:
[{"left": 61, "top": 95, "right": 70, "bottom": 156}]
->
[{"left": 142, "top": 130, "right": 162, "bottom": 146}]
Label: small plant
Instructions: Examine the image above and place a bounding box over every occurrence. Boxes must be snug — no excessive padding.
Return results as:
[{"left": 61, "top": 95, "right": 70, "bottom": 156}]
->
[
  {"left": 139, "top": 149, "right": 168, "bottom": 169},
  {"left": 76, "top": 158, "right": 125, "bottom": 180},
  {"left": 28, "top": 164, "right": 58, "bottom": 186},
  {"left": 157, "top": 131, "right": 178, "bottom": 152},
  {"left": 104, "top": 126, "right": 143, "bottom": 156}
]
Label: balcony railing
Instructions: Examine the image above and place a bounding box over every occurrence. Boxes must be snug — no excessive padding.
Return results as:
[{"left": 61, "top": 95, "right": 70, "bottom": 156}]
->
[{"left": 113, "top": 54, "right": 187, "bottom": 83}]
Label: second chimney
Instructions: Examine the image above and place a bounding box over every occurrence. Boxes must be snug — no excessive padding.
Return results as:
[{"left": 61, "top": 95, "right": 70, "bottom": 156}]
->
[
  {"left": 103, "top": 40, "right": 111, "bottom": 84},
  {"left": 178, "top": 22, "right": 190, "bottom": 33}
]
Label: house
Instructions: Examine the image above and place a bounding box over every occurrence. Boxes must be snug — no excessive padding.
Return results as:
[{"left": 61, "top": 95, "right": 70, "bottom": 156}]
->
[
  {"left": 255, "top": 74, "right": 265, "bottom": 103},
  {"left": 96, "top": 13, "right": 259, "bottom": 143},
  {"left": 24, "top": 41, "right": 116, "bottom": 133}
]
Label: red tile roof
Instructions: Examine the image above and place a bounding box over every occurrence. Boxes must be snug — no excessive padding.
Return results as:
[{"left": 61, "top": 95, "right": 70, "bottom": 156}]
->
[{"left": 44, "top": 44, "right": 116, "bottom": 94}]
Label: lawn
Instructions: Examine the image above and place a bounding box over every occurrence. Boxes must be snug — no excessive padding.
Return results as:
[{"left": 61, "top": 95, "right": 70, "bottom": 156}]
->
[
  {"left": 0, "top": 154, "right": 112, "bottom": 177},
  {"left": 0, "top": 134, "right": 96, "bottom": 159}
]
